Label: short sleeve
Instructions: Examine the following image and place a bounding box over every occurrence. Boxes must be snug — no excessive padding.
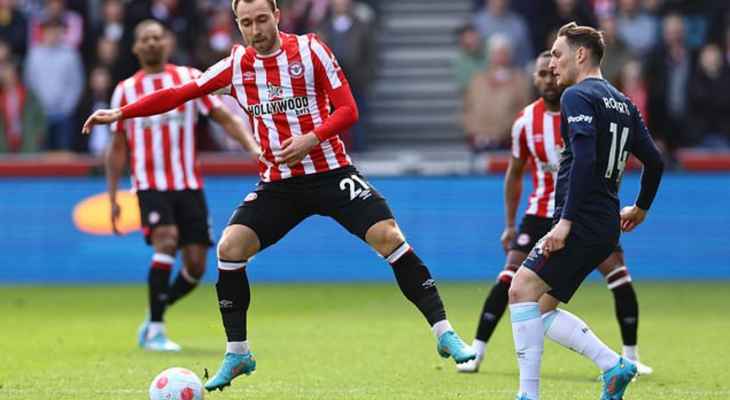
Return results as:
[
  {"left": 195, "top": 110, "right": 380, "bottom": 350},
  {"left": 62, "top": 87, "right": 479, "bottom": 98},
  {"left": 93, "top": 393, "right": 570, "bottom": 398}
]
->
[
  {"left": 309, "top": 34, "right": 348, "bottom": 91},
  {"left": 561, "top": 88, "right": 596, "bottom": 138},
  {"left": 511, "top": 112, "right": 528, "bottom": 159},
  {"left": 110, "top": 82, "right": 126, "bottom": 133}
]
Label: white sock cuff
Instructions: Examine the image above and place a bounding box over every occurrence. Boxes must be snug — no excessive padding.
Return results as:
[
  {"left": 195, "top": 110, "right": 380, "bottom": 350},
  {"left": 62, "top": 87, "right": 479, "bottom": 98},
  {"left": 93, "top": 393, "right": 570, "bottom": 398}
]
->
[
  {"left": 218, "top": 259, "right": 247, "bottom": 271},
  {"left": 152, "top": 253, "right": 175, "bottom": 265},
  {"left": 180, "top": 267, "right": 199, "bottom": 283},
  {"left": 226, "top": 340, "right": 250, "bottom": 355},
  {"left": 510, "top": 302, "right": 541, "bottom": 323},
  {"left": 431, "top": 319, "right": 453, "bottom": 338},
  {"left": 385, "top": 242, "right": 411, "bottom": 264}
]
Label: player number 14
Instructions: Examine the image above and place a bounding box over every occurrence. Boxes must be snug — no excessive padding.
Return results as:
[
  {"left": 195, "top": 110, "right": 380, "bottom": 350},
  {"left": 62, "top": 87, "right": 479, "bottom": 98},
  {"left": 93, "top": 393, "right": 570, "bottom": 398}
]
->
[{"left": 605, "top": 122, "right": 629, "bottom": 180}]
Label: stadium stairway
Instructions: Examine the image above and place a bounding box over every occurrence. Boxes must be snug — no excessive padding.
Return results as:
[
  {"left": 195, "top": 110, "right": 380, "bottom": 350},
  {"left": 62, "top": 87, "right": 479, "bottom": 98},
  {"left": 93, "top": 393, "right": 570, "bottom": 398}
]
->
[{"left": 367, "top": 0, "right": 472, "bottom": 151}]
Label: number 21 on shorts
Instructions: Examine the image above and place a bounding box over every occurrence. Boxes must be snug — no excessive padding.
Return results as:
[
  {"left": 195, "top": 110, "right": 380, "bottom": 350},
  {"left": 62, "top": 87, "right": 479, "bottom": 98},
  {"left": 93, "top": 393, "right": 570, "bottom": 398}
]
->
[{"left": 340, "top": 174, "right": 371, "bottom": 201}]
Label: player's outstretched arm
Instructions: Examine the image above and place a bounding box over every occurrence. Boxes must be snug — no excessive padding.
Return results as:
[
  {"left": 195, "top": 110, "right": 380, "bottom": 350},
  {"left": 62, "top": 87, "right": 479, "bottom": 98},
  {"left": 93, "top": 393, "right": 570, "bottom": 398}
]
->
[
  {"left": 81, "top": 81, "right": 209, "bottom": 135},
  {"left": 209, "top": 105, "right": 261, "bottom": 156}
]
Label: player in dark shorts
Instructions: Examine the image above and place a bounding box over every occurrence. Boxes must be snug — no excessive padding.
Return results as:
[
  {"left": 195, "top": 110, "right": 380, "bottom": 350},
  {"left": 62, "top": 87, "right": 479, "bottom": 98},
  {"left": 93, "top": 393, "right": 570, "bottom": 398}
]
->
[
  {"left": 83, "top": 0, "right": 476, "bottom": 391},
  {"left": 507, "top": 23, "right": 663, "bottom": 400},
  {"left": 459, "top": 52, "right": 652, "bottom": 375},
  {"left": 103, "top": 20, "right": 259, "bottom": 352}
]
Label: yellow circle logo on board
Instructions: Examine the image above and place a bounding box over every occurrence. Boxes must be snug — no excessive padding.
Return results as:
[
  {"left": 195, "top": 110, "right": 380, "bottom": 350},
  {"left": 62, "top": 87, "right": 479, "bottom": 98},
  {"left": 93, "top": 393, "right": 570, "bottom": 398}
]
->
[{"left": 72, "top": 191, "right": 141, "bottom": 235}]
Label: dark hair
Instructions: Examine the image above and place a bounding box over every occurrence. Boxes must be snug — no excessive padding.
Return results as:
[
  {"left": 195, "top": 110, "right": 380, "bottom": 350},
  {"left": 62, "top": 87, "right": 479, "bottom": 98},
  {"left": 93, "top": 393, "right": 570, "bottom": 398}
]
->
[
  {"left": 232, "top": 0, "right": 277, "bottom": 14},
  {"left": 557, "top": 22, "right": 605, "bottom": 65},
  {"left": 538, "top": 50, "right": 552, "bottom": 60},
  {"left": 134, "top": 19, "right": 166, "bottom": 41}
]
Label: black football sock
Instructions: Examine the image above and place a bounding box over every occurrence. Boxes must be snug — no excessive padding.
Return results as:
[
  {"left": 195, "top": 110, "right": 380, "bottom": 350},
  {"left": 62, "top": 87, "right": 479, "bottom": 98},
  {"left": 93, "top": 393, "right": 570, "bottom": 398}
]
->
[
  {"left": 167, "top": 269, "right": 199, "bottom": 306},
  {"left": 475, "top": 279, "right": 510, "bottom": 342},
  {"left": 387, "top": 243, "right": 446, "bottom": 326},
  {"left": 612, "top": 283, "right": 639, "bottom": 346},
  {"left": 149, "top": 254, "right": 174, "bottom": 322},
  {"left": 216, "top": 261, "right": 250, "bottom": 342}
]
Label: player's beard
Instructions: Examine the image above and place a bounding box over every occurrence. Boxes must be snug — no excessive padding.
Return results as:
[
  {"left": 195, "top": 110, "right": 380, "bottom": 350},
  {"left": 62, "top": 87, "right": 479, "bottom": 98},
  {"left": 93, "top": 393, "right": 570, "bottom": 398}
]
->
[{"left": 251, "top": 31, "right": 278, "bottom": 55}]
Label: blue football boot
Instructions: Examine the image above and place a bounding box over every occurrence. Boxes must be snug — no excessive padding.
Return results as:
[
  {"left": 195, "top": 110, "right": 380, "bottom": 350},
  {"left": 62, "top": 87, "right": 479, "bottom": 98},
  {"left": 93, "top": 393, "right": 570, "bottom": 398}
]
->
[
  {"left": 436, "top": 331, "right": 477, "bottom": 364},
  {"left": 204, "top": 352, "right": 256, "bottom": 392},
  {"left": 601, "top": 357, "right": 637, "bottom": 400}
]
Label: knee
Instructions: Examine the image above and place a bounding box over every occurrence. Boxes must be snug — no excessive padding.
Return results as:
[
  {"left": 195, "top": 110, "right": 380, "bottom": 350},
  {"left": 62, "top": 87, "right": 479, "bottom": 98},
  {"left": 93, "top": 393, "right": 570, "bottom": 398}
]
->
[
  {"left": 365, "top": 219, "right": 405, "bottom": 256},
  {"left": 152, "top": 227, "right": 178, "bottom": 255},
  {"left": 217, "top": 235, "right": 242, "bottom": 261},
  {"left": 217, "top": 226, "right": 259, "bottom": 261},
  {"left": 508, "top": 270, "right": 540, "bottom": 304},
  {"left": 184, "top": 257, "right": 206, "bottom": 279}
]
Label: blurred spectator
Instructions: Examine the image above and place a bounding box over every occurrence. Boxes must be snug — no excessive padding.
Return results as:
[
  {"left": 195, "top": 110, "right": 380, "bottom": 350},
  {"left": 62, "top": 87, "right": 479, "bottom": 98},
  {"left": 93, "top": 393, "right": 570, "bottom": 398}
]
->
[
  {"left": 77, "top": 65, "right": 112, "bottom": 155},
  {"left": 126, "top": 0, "right": 203, "bottom": 67},
  {"left": 599, "top": 14, "right": 632, "bottom": 84},
  {"left": 23, "top": 18, "right": 84, "bottom": 151},
  {"left": 453, "top": 23, "right": 487, "bottom": 93},
  {"left": 319, "top": 0, "right": 375, "bottom": 152},
  {"left": 472, "top": 0, "right": 533, "bottom": 66},
  {"left": 29, "top": 0, "right": 83, "bottom": 49},
  {"left": 0, "top": 59, "right": 44, "bottom": 152},
  {"left": 0, "top": 0, "right": 27, "bottom": 60},
  {"left": 194, "top": 5, "right": 236, "bottom": 67},
  {"left": 463, "top": 34, "right": 530, "bottom": 152},
  {"left": 616, "top": 59, "right": 649, "bottom": 122},
  {"left": 290, "top": 0, "right": 331, "bottom": 34},
  {"left": 644, "top": 13, "right": 695, "bottom": 151},
  {"left": 688, "top": 44, "right": 730, "bottom": 148},
  {"left": 95, "top": 36, "right": 127, "bottom": 83},
  {"left": 551, "top": 0, "right": 597, "bottom": 29},
  {"left": 616, "top": 0, "right": 659, "bottom": 56}
]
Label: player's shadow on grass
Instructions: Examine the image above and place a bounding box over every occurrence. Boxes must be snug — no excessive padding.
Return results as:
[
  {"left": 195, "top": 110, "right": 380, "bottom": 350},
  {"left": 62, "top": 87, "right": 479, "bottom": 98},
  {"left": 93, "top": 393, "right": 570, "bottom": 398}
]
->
[{"left": 486, "top": 370, "right": 595, "bottom": 384}]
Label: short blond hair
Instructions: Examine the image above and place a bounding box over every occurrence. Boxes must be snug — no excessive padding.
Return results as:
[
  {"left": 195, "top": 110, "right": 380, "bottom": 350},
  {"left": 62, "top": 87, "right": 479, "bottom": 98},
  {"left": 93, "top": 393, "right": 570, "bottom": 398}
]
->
[{"left": 231, "top": 0, "right": 277, "bottom": 14}]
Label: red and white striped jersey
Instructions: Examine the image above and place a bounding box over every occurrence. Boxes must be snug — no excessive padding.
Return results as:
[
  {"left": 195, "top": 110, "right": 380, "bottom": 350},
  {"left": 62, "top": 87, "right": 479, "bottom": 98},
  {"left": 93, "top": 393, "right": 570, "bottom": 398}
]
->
[
  {"left": 111, "top": 64, "right": 221, "bottom": 191},
  {"left": 195, "top": 32, "right": 352, "bottom": 182},
  {"left": 511, "top": 98, "right": 564, "bottom": 218}
]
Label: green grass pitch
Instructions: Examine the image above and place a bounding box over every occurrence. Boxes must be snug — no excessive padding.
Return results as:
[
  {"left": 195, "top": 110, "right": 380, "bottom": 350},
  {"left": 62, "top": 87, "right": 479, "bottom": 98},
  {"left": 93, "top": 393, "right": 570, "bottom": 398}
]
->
[{"left": 1, "top": 282, "right": 729, "bottom": 399}]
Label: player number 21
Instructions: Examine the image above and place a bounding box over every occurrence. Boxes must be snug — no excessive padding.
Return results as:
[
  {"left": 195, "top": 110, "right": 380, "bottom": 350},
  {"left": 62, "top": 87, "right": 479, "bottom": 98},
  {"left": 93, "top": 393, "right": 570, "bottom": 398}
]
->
[
  {"left": 605, "top": 122, "right": 630, "bottom": 180},
  {"left": 340, "top": 175, "right": 370, "bottom": 201}
]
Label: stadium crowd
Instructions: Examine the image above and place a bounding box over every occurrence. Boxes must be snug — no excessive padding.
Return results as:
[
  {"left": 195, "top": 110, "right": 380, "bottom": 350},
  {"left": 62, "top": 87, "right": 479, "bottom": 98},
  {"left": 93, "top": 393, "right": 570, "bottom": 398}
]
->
[
  {"left": 458, "top": 0, "right": 730, "bottom": 160},
  {"left": 0, "top": 0, "right": 377, "bottom": 154}
]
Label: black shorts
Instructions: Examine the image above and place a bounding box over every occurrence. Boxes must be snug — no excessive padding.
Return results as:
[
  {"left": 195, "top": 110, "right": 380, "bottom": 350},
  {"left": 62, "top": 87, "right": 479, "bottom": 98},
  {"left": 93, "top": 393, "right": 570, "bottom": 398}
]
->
[
  {"left": 510, "top": 215, "right": 623, "bottom": 254},
  {"left": 228, "top": 166, "right": 394, "bottom": 250},
  {"left": 510, "top": 215, "right": 553, "bottom": 253},
  {"left": 137, "top": 189, "right": 213, "bottom": 247},
  {"left": 522, "top": 235, "right": 617, "bottom": 303}
]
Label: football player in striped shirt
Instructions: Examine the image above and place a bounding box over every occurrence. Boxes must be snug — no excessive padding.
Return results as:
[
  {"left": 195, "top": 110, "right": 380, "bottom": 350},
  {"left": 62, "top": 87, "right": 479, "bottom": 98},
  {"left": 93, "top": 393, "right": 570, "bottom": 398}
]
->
[
  {"left": 103, "top": 20, "right": 259, "bottom": 352},
  {"left": 83, "top": 0, "right": 476, "bottom": 390},
  {"left": 458, "top": 52, "right": 653, "bottom": 375}
]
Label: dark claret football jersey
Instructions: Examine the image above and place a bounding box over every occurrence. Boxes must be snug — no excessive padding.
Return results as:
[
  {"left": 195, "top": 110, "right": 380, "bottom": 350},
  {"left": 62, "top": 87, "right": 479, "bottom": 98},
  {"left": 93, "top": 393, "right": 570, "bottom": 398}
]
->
[{"left": 554, "top": 77, "right": 658, "bottom": 242}]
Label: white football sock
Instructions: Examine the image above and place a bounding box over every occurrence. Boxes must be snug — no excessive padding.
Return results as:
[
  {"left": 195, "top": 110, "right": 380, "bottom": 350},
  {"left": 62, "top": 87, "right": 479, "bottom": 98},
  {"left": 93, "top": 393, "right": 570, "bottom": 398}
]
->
[
  {"left": 622, "top": 345, "right": 638, "bottom": 361},
  {"left": 147, "top": 322, "right": 164, "bottom": 340},
  {"left": 543, "top": 309, "right": 620, "bottom": 372},
  {"left": 226, "top": 341, "right": 250, "bottom": 355},
  {"left": 471, "top": 339, "right": 486, "bottom": 359},
  {"left": 510, "top": 302, "right": 543, "bottom": 400},
  {"left": 431, "top": 320, "right": 453, "bottom": 338}
]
